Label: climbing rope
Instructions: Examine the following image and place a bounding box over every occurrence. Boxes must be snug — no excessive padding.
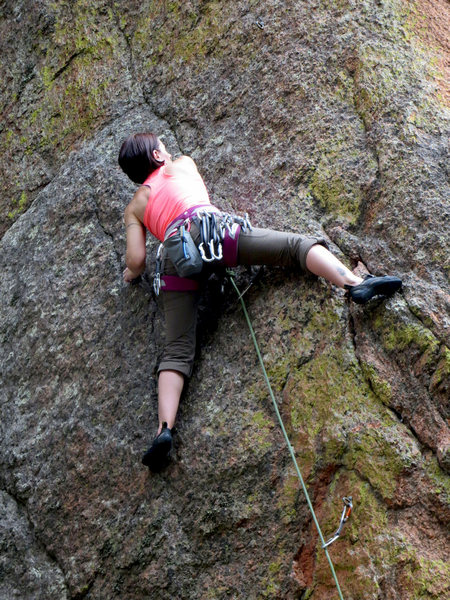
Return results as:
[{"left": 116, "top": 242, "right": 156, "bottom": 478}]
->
[{"left": 227, "top": 271, "right": 347, "bottom": 600}]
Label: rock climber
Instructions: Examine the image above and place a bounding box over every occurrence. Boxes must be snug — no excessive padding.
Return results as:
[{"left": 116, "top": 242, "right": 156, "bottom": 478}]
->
[{"left": 118, "top": 132, "right": 402, "bottom": 472}]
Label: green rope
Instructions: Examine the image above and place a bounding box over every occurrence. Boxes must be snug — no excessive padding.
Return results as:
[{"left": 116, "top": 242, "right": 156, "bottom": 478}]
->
[{"left": 228, "top": 272, "right": 345, "bottom": 600}]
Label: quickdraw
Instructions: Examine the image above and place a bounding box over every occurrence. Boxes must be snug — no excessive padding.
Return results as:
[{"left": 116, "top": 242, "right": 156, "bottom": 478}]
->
[
  {"left": 196, "top": 209, "right": 252, "bottom": 263},
  {"left": 198, "top": 211, "right": 223, "bottom": 262},
  {"left": 322, "top": 496, "right": 353, "bottom": 548},
  {"left": 153, "top": 243, "right": 163, "bottom": 296}
]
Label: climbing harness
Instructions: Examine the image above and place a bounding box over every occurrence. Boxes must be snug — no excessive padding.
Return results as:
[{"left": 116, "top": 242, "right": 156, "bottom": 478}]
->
[
  {"left": 153, "top": 209, "right": 252, "bottom": 295},
  {"left": 323, "top": 497, "right": 353, "bottom": 549},
  {"left": 227, "top": 270, "right": 351, "bottom": 600}
]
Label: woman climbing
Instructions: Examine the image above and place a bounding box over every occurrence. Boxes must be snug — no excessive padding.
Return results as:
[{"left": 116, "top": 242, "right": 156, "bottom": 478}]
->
[{"left": 118, "top": 132, "right": 402, "bottom": 471}]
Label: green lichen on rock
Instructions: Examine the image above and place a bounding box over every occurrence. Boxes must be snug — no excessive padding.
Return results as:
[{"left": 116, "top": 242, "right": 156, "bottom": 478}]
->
[
  {"left": 308, "top": 125, "right": 378, "bottom": 226},
  {"left": 265, "top": 357, "right": 292, "bottom": 394},
  {"left": 276, "top": 467, "right": 304, "bottom": 526},
  {"left": 352, "top": 0, "right": 445, "bottom": 131},
  {"left": 241, "top": 409, "right": 275, "bottom": 459},
  {"left": 423, "top": 453, "right": 450, "bottom": 499},
  {"left": 395, "top": 549, "right": 450, "bottom": 600},
  {"left": 314, "top": 469, "right": 448, "bottom": 599},
  {"left": 430, "top": 345, "right": 450, "bottom": 390},
  {"left": 344, "top": 416, "right": 420, "bottom": 499},
  {"left": 373, "top": 309, "right": 440, "bottom": 368},
  {"left": 313, "top": 475, "right": 389, "bottom": 599},
  {"left": 250, "top": 296, "right": 422, "bottom": 503},
  {"left": 310, "top": 161, "right": 360, "bottom": 225},
  {"left": 382, "top": 322, "right": 438, "bottom": 355},
  {"left": 248, "top": 295, "right": 417, "bottom": 496},
  {"left": 13, "top": 0, "right": 135, "bottom": 167},
  {"left": 36, "top": 44, "right": 119, "bottom": 152},
  {"left": 288, "top": 347, "right": 366, "bottom": 437},
  {"left": 360, "top": 361, "right": 393, "bottom": 405},
  {"left": 133, "top": 0, "right": 229, "bottom": 70},
  {"left": 8, "top": 191, "right": 28, "bottom": 220},
  {"left": 287, "top": 345, "right": 419, "bottom": 499},
  {"left": 259, "top": 557, "right": 286, "bottom": 598}
]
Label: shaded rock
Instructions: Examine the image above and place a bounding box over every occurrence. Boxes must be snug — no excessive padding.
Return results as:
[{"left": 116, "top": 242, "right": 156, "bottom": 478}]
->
[{"left": 0, "top": 490, "right": 68, "bottom": 599}]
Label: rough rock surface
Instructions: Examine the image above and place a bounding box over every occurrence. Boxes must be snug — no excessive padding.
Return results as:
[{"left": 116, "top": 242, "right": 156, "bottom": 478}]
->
[{"left": 0, "top": 1, "right": 449, "bottom": 599}]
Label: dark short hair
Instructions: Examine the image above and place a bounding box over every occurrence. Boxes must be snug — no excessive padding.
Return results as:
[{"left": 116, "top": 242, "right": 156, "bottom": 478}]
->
[{"left": 118, "top": 132, "right": 164, "bottom": 184}]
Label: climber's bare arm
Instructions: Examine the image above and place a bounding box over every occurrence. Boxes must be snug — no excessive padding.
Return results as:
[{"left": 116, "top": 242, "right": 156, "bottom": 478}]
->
[{"left": 123, "top": 191, "right": 147, "bottom": 282}]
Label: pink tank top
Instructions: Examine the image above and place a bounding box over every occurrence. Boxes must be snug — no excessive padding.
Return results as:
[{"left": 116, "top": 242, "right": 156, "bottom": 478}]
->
[{"left": 142, "top": 165, "right": 211, "bottom": 241}]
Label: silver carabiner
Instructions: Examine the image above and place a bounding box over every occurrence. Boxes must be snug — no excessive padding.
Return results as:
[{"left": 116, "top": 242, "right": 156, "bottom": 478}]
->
[
  {"left": 153, "top": 243, "right": 163, "bottom": 295},
  {"left": 322, "top": 496, "right": 353, "bottom": 548},
  {"left": 153, "top": 272, "right": 161, "bottom": 296},
  {"left": 210, "top": 240, "right": 223, "bottom": 260},
  {"left": 243, "top": 212, "right": 253, "bottom": 232},
  {"left": 224, "top": 217, "right": 234, "bottom": 235},
  {"left": 199, "top": 242, "right": 215, "bottom": 262}
]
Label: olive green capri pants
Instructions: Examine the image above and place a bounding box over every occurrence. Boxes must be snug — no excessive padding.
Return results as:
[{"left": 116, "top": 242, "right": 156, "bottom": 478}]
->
[{"left": 158, "top": 227, "right": 327, "bottom": 378}]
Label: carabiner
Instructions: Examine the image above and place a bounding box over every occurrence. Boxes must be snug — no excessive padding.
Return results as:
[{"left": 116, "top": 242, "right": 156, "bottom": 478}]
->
[
  {"left": 200, "top": 212, "right": 210, "bottom": 245},
  {"left": 322, "top": 496, "right": 353, "bottom": 548},
  {"left": 153, "top": 272, "right": 161, "bottom": 296},
  {"left": 242, "top": 213, "right": 253, "bottom": 232},
  {"left": 153, "top": 243, "right": 164, "bottom": 295},
  {"left": 199, "top": 242, "right": 215, "bottom": 262},
  {"left": 179, "top": 225, "right": 190, "bottom": 259},
  {"left": 210, "top": 240, "right": 223, "bottom": 260}
]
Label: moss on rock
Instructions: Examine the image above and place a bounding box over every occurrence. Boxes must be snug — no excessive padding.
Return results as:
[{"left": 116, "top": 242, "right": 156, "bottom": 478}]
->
[
  {"left": 360, "top": 361, "right": 393, "bottom": 405},
  {"left": 8, "top": 191, "right": 28, "bottom": 220},
  {"left": 132, "top": 1, "right": 229, "bottom": 69},
  {"left": 373, "top": 310, "right": 441, "bottom": 371}
]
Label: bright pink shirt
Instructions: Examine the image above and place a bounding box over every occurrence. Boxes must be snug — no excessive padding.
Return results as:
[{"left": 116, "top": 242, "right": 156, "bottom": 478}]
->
[{"left": 142, "top": 165, "right": 211, "bottom": 241}]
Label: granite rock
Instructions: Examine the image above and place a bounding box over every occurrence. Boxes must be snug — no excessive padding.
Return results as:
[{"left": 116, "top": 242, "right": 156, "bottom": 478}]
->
[{"left": 1, "top": 1, "right": 449, "bottom": 598}]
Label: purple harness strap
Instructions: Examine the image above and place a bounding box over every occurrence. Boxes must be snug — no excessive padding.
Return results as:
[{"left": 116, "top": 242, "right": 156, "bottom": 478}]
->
[
  {"left": 160, "top": 275, "right": 199, "bottom": 292},
  {"left": 164, "top": 204, "right": 218, "bottom": 240},
  {"left": 222, "top": 224, "right": 241, "bottom": 267}
]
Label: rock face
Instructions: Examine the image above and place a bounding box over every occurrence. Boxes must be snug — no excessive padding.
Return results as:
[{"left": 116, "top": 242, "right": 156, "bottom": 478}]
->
[{"left": 0, "top": 1, "right": 449, "bottom": 599}]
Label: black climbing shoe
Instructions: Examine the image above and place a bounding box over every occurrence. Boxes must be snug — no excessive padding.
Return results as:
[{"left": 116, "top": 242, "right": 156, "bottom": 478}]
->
[
  {"left": 142, "top": 423, "right": 173, "bottom": 472},
  {"left": 345, "top": 274, "right": 402, "bottom": 304}
]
